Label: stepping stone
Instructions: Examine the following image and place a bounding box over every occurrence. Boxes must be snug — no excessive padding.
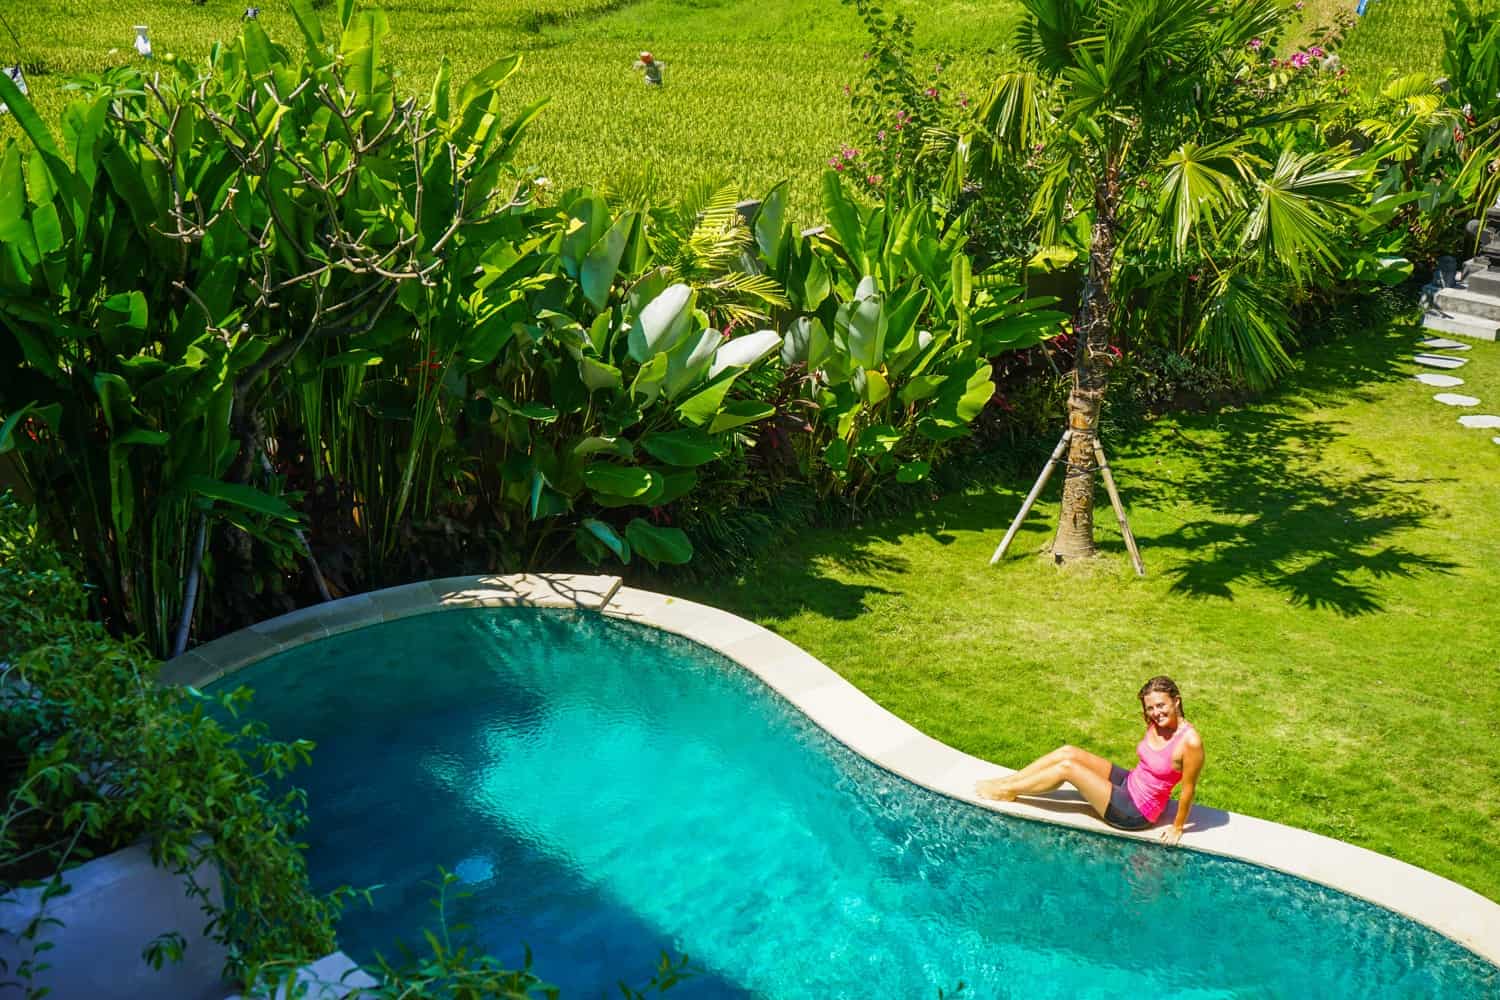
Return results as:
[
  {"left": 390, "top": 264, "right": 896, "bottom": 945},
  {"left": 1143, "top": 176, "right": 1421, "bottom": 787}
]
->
[
  {"left": 1415, "top": 372, "right": 1465, "bottom": 387},
  {"left": 1494, "top": 437, "right": 1500, "bottom": 445},
  {"left": 1415, "top": 353, "right": 1468, "bottom": 369},
  {"left": 1434, "top": 393, "right": 1481, "bottom": 406},
  {"left": 1458, "top": 414, "right": 1500, "bottom": 428},
  {"left": 1419, "top": 337, "right": 1473, "bottom": 351}
]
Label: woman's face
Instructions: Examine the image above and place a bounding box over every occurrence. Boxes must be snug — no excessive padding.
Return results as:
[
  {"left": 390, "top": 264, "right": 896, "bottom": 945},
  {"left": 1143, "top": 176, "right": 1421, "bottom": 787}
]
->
[{"left": 1141, "top": 691, "right": 1179, "bottom": 728}]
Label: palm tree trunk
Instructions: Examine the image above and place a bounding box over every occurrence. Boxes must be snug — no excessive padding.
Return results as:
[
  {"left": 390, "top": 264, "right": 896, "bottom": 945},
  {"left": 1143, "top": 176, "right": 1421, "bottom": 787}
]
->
[{"left": 1052, "top": 168, "right": 1120, "bottom": 562}]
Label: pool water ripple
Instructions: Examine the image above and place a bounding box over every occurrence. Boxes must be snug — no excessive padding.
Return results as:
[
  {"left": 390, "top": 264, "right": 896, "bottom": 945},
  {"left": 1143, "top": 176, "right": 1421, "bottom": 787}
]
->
[{"left": 221, "top": 608, "right": 1499, "bottom": 999}]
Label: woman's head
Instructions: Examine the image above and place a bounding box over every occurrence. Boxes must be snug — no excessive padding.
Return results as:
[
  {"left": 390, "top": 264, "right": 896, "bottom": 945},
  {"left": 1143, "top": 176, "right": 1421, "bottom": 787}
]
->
[{"left": 1138, "top": 675, "right": 1184, "bottom": 726}]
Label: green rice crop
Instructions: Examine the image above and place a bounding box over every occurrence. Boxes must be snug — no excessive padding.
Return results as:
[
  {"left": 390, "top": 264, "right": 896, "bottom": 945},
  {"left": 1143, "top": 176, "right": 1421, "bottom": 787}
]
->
[
  {"left": 0, "top": 0, "right": 1021, "bottom": 220},
  {"left": 1340, "top": 0, "right": 1448, "bottom": 80}
]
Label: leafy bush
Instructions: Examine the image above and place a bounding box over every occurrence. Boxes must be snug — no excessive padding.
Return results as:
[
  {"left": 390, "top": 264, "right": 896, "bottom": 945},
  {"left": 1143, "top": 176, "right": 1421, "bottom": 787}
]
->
[
  {"left": 0, "top": 494, "right": 346, "bottom": 989},
  {"left": 0, "top": 7, "right": 1064, "bottom": 655}
]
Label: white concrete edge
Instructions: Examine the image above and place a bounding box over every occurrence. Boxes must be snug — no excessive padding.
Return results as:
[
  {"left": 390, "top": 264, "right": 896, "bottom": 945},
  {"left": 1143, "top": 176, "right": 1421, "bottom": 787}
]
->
[{"left": 167, "top": 574, "right": 1500, "bottom": 970}]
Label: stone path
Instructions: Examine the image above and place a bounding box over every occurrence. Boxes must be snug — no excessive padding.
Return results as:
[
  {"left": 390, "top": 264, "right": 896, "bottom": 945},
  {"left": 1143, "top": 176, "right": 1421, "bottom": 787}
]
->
[
  {"left": 1411, "top": 336, "right": 1499, "bottom": 441},
  {"left": 1414, "top": 372, "right": 1465, "bottom": 387}
]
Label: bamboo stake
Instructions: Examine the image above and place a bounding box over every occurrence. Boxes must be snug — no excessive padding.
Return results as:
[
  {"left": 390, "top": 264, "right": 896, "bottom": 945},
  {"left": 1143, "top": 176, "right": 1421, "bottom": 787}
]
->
[
  {"left": 990, "top": 429, "right": 1072, "bottom": 565},
  {"left": 1092, "top": 437, "right": 1145, "bottom": 577}
]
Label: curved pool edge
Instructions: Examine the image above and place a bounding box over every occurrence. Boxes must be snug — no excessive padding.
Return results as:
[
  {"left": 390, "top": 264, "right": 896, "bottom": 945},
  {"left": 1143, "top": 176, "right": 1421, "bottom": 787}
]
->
[{"left": 163, "top": 573, "right": 1500, "bottom": 969}]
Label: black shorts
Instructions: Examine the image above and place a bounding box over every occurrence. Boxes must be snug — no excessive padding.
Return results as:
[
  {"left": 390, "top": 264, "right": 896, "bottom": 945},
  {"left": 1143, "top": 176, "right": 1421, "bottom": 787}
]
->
[{"left": 1104, "top": 764, "right": 1152, "bottom": 830}]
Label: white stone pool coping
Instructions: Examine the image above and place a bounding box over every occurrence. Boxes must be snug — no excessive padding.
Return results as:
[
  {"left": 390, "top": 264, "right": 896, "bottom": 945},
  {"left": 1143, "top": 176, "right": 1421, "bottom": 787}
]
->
[{"left": 163, "top": 573, "right": 1500, "bottom": 969}]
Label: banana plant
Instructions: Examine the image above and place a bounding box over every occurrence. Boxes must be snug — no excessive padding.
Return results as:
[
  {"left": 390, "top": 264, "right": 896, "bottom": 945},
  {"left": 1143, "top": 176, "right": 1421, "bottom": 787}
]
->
[
  {"left": 758, "top": 172, "right": 1066, "bottom": 500},
  {"left": 0, "top": 2, "right": 546, "bottom": 652}
]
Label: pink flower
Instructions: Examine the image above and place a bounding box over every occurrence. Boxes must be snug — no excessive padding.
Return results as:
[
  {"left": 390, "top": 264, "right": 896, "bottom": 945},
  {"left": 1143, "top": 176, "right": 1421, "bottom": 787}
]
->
[
  {"left": 877, "top": 129, "right": 887, "bottom": 142},
  {"left": 1290, "top": 51, "right": 1309, "bottom": 68},
  {"left": 1294, "top": 0, "right": 1303, "bottom": 8},
  {"left": 867, "top": 174, "right": 883, "bottom": 186},
  {"left": 843, "top": 84, "right": 852, "bottom": 96},
  {"left": 828, "top": 157, "right": 841, "bottom": 168},
  {"left": 924, "top": 86, "right": 939, "bottom": 99},
  {"left": 842, "top": 145, "right": 859, "bottom": 161},
  {"left": 1270, "top": 57, "right": 1282, "bottom": 68},
  {"left": 958, "top": 92, "right": 970, "bottom": 108},
  {"left": 1249, "top": 37, "right": 1263, "bottom": 49},
  {"left": 1308, "top": 45, "right": 1325, "bottom": 57}
]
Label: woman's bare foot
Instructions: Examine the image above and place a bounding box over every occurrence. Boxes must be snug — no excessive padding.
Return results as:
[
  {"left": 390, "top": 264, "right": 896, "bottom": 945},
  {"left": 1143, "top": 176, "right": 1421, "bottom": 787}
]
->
[{"left": 975, "top": 777, "right": 1017, "bottom": 801}]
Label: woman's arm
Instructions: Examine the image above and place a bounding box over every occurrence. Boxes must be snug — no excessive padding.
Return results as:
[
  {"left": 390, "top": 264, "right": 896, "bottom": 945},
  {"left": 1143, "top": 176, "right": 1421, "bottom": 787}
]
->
[{"left": 1161, "top": 732, "right": 1205, "bottom": 846}]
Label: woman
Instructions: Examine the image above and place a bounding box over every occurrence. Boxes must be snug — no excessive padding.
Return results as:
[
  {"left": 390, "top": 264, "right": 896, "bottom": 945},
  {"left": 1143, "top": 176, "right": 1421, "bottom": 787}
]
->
[{"left": 975, "top": 676, "right": 1204, "bottom": 845}]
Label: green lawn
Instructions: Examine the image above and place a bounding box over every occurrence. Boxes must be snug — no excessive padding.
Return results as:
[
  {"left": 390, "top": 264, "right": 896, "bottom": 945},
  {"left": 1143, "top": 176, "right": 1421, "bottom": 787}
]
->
[
  {"left": 684, "top": 312, "right": 1500, "bottom": 903},
  {"left": 0, "top": 0, "right": 1018, "bottom": 219}
]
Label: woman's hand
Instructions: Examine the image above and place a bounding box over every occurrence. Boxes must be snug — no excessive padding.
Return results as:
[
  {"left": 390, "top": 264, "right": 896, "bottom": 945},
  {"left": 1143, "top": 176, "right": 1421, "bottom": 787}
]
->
[{"left": 1159, "top": 826, "right": 1183, "bottom": 847}]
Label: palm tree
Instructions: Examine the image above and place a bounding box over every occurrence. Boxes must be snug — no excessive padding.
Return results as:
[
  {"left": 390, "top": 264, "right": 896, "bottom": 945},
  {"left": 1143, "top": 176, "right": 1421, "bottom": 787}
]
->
[{"left": 944, "top": 0, "right": 1371, "bottom": 562}]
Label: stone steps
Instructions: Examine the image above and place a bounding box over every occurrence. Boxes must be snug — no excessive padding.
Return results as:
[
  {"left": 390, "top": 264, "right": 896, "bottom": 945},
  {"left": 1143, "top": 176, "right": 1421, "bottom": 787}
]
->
[
  {"left": 1434, "top": 286, "right": 1500, "bottom": 322},
  {"left": 1421, "top": 310, "right": 1500, "bottom": 342},
  {"left": 1465, "top": 268, "right": 1500, "bottom": 296}
]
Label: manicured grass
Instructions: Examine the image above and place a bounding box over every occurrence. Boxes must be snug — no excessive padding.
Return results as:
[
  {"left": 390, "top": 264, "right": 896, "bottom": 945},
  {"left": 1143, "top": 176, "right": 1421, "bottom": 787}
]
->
[
  {"left": 684, "top": 312, "right": 1500, "bottom": 903},
  {"left": 0, "top": 0, "right": 1018, "bottom": 219}
]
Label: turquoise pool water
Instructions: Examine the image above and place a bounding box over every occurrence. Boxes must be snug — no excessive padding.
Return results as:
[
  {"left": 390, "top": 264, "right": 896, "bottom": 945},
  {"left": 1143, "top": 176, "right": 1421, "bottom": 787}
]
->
[{"left": 223, "top": 607, "right": 1499, "bottom": 998}]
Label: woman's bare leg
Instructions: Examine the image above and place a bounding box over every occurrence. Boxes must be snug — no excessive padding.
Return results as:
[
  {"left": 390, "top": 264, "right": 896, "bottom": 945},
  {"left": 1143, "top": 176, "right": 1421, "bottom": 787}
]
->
[{"left": 976, "top": 745, "right": 1114, "bottom": 810}]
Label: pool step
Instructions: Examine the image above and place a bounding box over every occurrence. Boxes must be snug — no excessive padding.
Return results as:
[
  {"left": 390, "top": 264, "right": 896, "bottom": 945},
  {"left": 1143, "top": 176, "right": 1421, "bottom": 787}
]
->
[{"left": 223, "top": 951, "right": 378, "bottom": 999}]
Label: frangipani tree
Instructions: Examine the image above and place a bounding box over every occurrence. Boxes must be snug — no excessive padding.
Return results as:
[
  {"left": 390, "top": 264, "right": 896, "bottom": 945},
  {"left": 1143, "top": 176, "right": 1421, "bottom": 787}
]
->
[{"left": 944, "top": 0, "right": 1378, "bottom": 562}]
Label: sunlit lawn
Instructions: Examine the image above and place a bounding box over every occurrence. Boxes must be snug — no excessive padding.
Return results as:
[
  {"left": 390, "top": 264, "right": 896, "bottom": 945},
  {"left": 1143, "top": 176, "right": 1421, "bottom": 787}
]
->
[{"left": 686, "top": 312, "right": 1500, "bottom": 902}]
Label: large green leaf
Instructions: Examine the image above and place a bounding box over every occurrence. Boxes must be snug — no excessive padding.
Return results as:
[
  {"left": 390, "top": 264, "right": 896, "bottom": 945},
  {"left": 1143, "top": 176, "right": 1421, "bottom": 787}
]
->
[
  {"left": 708, "top": 399, "right": 775, "bottom": 434},
  {"left": 458, "top": 54, "right": 523, "bottom": 117},
  {"left": 583, "top": 463, "right": 654, "bottom": 498},
  {"left": 627, "top": 283, "right": 695, "bottom": 361},
  {"left": 579, "top": 356, "right": 624, "bottom": 392},
  {"left": 839, "top": 293, "right": 887, "bottom": 370},
  {"left": 753, "top": 181, "right": 789, "bottom": 271},
  {"left": 639, "top": 428, "right": 723, "bottom": 467},
  {"left": 580, "top": 518, "right": 630, "bottom": 564},
  {"left": 822, "top": 171, "right": 867, "bottom": 272},
  {"left": 709, "top": 330, "right": 782, "bottom": 378},
  {"left": 186, "top": 475, "right": 298, "bottom": 522},
  {"left": 580, "top": 211, "right": 635, "bottom": 311},
  {"left": 625, "top": 518, "right": 693, "bottom": 565},
  {"left": 664, "top": 329, "right": 720, "bottom": 400},
  {"left": 676, "top": 371, "right": 741, "bottom": 426}
]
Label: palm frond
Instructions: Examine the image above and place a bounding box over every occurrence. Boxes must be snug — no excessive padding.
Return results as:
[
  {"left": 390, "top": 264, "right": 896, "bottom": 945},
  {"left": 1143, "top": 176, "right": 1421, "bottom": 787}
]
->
[
  {"left": 1156, "top": 140, "right": 1251, "bottom": 258},
  {"left": 1240, "top": 148, "right": 1367, "bottom": 283},
  {"left": 1192, "top": 269, "right": 1296, "bottom": 389}
]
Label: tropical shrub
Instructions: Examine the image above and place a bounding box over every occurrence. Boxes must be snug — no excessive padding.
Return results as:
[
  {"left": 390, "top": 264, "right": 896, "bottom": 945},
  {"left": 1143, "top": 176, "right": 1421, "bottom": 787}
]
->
[
  {"left": 0, "top": 7, "right": 1064, "bottom": 655},
  {"left": 0, "top": 493, "right": 346, "bottom": 990}
]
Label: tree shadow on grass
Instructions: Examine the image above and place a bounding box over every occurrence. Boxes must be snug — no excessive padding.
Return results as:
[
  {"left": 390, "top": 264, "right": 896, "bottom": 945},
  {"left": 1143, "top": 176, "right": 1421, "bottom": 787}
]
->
[{"left": 1124, "top": 407, "right": 1458, "bottom": 615}]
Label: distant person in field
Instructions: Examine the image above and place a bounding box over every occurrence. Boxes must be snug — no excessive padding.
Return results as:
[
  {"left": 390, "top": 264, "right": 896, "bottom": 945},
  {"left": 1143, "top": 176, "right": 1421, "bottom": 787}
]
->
[
  {"left": 634, "top": 51, "right": 663, "bottom": 87},
  {"left": 975, "top": 675, "right": 1205, "bottom": 845}
]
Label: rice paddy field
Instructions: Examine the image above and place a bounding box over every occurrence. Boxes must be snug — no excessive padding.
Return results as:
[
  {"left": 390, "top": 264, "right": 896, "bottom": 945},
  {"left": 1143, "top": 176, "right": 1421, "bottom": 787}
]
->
[
  {"left": 0, "top": 0, "right": 1019, "bottom": 220},
  {"left": 5, "top": 0, "right": 1450, "bottom": 221}
]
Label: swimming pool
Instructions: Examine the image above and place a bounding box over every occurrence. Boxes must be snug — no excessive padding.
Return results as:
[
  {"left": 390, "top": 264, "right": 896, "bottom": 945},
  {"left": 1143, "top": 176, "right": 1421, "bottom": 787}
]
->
[{"left": 216, "top": 602, "right": 1499, "bottom": 998}]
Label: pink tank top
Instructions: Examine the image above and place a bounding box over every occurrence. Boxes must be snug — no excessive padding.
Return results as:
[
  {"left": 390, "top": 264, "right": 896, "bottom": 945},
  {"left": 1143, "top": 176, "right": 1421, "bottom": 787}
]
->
[{"left": 1125, "top": 723, "right": 1193, "bottom": 822}]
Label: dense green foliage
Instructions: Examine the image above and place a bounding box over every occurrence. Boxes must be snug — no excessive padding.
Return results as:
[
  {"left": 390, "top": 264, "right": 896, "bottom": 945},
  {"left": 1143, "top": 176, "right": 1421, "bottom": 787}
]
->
[
  {"left": 0, "top": 8, "right": 1063, "bottom": 655},
  {"left": 0, "top": 493, "right": 346, "bottom": 988}
]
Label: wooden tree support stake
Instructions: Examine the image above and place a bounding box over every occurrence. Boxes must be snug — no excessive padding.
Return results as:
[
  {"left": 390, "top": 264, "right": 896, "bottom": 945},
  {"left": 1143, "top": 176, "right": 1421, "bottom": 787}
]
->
[
  {"left": 989, "top": 429, "right": 1072, "bottom": 565},
  {"left": 1091, "top": 436, "right": 1145, "bottom": 577}
]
